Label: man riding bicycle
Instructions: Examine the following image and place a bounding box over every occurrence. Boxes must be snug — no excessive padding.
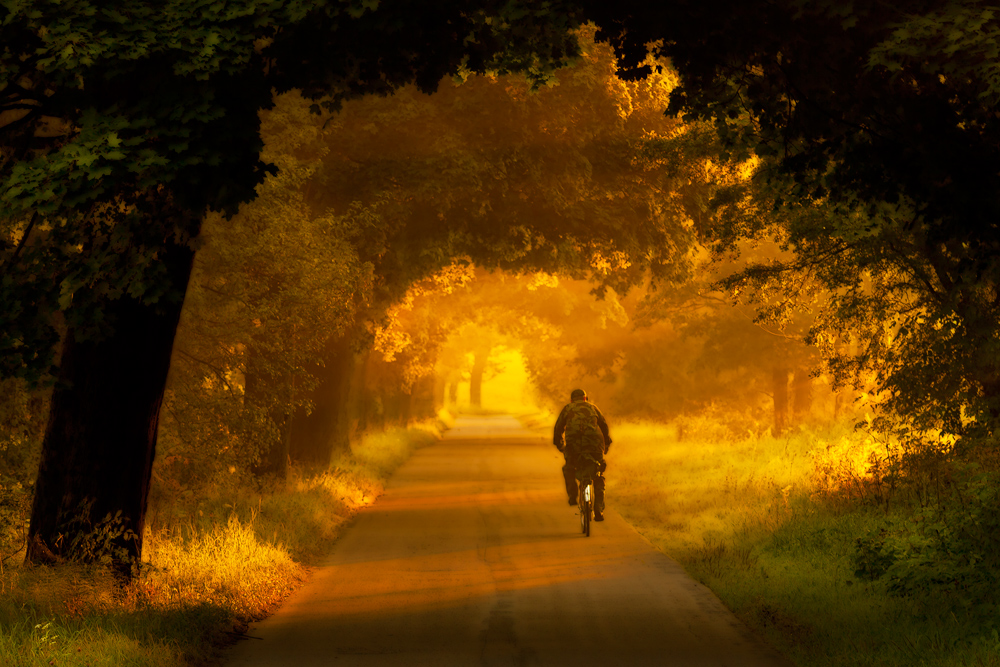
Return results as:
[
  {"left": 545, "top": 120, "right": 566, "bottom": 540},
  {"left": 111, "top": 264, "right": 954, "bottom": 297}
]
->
[{"left": 553, "top": 389, "right": 611, "bottom": 521}]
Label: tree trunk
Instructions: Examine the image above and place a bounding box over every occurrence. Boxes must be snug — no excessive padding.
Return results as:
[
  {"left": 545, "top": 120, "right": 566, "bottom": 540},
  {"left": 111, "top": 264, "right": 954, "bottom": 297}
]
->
[
  {"left": 792, "top": 368, "right": 813, "bottom": 425},
  {"left": 432, "top": 372, "right": 446, "bottom": 412},
  {"left": 289, "top": 333, "right": 354, "bottom": 466},
  {"left": 470, "top": 348, "right": 489, "bottom": 408},
  {"left": 772, "top": 365, "right": 789, "bottom": 436},
  {"left": 410, "top": 375, "right": 435, "bottom": 421},
  {"left": 347, "top": 348, "right": 370, "bottom": 438},
  {"left": 383, "top": 391, "right": 400, "bottom": 425},
  {"left": 371, "top": 395, "right": 386, "bottom": 432},
  {"left": 251, "top": 419, "right": 290, "bottom": 480},
  {"left": 399, "top": 389, "right": 413, "bottom": 426},
  {"left": 250, "top": 415, "right": 290, "bottom": 480},
  {"left": 26, "top": 242, "right": 194, "bottom": 580},
  {"left": 353, "top": 348, "right": 378, "bottom": 435},
  {"left": 245, "top": 348, "right": 289, "bottom": 480}
]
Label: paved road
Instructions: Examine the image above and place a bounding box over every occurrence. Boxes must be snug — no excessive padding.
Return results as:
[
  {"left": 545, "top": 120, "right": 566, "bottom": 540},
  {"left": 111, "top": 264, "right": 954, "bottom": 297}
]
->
[{"left": 223, "top": 415, "right": 792, "bottom": 667}]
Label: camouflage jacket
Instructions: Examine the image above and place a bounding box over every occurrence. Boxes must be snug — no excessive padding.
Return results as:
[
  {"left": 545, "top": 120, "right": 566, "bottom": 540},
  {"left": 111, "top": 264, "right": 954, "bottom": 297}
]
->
[{"left": 553, "top": 399, "right": 611, "bottom": 454}]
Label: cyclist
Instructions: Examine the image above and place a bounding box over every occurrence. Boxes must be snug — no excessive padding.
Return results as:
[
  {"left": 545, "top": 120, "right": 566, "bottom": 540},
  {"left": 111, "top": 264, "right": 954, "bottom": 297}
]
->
[{"left": 553, "top": 388, "right": 611, "bottom": 521}]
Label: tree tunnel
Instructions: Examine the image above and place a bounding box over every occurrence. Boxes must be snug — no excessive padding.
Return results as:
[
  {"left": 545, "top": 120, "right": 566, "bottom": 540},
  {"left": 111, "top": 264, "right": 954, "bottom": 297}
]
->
[{"left": 6, "top": 1, "right": 998, "bottom": 585}]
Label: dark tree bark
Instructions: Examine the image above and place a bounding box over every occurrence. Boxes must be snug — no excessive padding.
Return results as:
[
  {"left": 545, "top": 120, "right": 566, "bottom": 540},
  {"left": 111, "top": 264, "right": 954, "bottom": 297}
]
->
[
  {"left": 791, "top": 368, "right": 813, "bottom": 424},
  {"left": 347, "top": 348, "right": 370, "bottom": 438},
  {"left": 412, "top": 375, "right": 435, "bottom": 421},
  {"left": 469, "top": 347, "right": 489, "bottom": 408},
  {"left": 289, "top": 333, "right": 354, "bottom": 466},
  {"left": 772, "top": 365, "right": 789, "bottom": 436},
  {"left": 26, "top": 242, "right": 195, "bottom": 579}
]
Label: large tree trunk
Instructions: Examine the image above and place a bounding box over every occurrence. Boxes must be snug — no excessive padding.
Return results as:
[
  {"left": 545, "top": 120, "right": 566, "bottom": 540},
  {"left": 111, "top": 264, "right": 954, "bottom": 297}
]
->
[
  {"left": 26, "top": 242, "right": 194, "bottom": 580},
  {"left": 469, "top": 347, "right": 490, "bottom": 408},
  {"left": 289, "top": 333, "right": 354, "bottom": 466},
  {"left": 772, "top": 365, "right": 789, "bottom": 436}
]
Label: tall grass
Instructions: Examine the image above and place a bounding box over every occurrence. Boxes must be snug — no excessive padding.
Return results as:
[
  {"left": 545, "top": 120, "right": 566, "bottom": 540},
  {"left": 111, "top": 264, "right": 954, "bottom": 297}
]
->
[
  {"left": 0, "top": 423, "right": 439, "bottom": 667},
  {"left": 609, "top": 420, "right": 1000, "bottom": 667}
]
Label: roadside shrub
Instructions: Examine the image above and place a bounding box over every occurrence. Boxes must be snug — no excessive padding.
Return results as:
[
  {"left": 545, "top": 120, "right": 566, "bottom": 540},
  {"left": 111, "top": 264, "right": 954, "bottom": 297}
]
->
[
  {"left": 882, "top": 469, "right": 1000, "bottom": 617},
  {"left": 852, "top": 527, "right": 897, "bottom": 581}
]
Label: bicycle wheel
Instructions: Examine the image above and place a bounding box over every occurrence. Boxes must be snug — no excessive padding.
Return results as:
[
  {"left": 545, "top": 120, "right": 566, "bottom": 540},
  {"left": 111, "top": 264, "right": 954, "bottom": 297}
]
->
[
  {"left": 582, "top": 482, "right": 592, "bottom": 537},
  {"left": 579, "top": 486, "right": 587, "bottom": 534}
]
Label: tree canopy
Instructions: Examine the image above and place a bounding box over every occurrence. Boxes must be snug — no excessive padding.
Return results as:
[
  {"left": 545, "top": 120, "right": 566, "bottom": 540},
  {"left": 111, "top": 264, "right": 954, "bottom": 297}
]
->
[
  {"left": 1, "top": 0, "right": 586, "bottom": 571},
  {"left": 587, "top": 0, "right": 1000, "bottom": 445},
  {"left": 0, "top": 0, "right": 583, "bottom": 381},
  {"left": 7, "top": 0, "right": 1000, "bottom": 577},
  {"left": 159, "top": 28, "right": 715, "bottom": 480}
]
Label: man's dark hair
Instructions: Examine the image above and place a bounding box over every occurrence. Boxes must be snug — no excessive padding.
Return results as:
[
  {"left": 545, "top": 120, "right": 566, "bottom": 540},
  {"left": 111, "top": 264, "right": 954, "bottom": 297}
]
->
[{"left": 570, "top": 389, "right": 587, "bottom": 401}]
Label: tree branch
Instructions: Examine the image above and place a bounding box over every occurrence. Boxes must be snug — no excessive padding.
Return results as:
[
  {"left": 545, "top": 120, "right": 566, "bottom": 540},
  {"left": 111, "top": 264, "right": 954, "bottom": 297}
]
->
[{"left": 0, "top": 212, "right": 38, "bottom": 278}]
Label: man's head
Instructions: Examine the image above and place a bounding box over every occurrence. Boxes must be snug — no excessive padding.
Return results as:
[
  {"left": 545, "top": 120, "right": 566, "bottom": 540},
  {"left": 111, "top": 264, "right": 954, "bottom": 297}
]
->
[{"left": 570, "top": 388, "right": 587, "bottom": 402}]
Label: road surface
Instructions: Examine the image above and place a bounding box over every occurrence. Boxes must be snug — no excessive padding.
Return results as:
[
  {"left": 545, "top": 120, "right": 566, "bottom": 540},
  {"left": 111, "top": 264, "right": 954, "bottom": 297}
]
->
[{"left": 223, "top": 415, "right": 792, "bottom": 666}]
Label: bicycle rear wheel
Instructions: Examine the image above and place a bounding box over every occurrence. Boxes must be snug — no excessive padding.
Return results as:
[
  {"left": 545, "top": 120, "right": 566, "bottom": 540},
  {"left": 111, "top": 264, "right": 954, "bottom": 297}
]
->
[{"left": 582, "top": 482, "right": 592, "bottom": 537}]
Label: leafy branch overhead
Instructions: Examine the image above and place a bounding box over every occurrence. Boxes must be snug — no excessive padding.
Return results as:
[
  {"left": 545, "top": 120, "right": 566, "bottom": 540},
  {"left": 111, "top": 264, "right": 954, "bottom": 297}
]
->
[
  {"left": 0, "top": 0, "right": 586, "bottom": 382},
  {"left": 584, "top": 0, "right": 1000, "bottom": 444}
]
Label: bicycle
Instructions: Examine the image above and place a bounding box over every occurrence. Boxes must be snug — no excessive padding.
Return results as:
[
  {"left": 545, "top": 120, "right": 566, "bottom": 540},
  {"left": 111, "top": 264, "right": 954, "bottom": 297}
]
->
[{"left": 578, "top": 477, "right": 595, "bottom": 537}]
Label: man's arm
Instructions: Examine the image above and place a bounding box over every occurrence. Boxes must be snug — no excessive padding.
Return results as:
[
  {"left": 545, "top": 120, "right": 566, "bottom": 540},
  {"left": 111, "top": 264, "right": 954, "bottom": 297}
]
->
[
  {"left": 553, "top": 406, "right": 569, "bottom": 451},
  {"left": 596, "top": 407, "right": 611, "bottom": 453}
]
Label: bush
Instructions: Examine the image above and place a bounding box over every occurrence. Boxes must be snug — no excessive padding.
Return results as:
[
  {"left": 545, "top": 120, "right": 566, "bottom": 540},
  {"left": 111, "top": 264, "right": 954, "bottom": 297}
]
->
[
  {"left": 612, "top": 418, "right": 1000, "bottom": 666},
  {"left": 852, "top": 527, "right": 897, "bottom": 581},
  {"left": 877, "top": 468, "right": 1000, "bottom": 623}
]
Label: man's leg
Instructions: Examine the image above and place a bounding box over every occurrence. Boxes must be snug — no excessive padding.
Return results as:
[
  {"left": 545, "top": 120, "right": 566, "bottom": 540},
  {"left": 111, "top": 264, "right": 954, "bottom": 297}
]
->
[
  {"left": 562, "top": 452, "right": 578, "bottom": 504},
  {"left": 594, "top": 458, "right": 607, "bottom": 518}
]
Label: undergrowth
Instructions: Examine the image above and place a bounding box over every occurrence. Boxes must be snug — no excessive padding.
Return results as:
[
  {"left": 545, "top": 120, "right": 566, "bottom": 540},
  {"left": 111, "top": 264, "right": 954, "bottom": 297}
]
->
[
  {"left": 609, "top": 419, "right": 1000, "bottom": 667},
  {"left": 0, "top": 423, "right": 440, "bottom": 667}
]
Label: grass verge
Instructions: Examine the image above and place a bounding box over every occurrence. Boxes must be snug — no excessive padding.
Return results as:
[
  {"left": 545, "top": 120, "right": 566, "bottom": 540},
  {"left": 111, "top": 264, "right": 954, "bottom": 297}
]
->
[
  {"left": 608, "top": 420, "right": 1000, "bottom": 667},
  {"left": 0, "top": 422, "right": 440, "bottom": 667}
]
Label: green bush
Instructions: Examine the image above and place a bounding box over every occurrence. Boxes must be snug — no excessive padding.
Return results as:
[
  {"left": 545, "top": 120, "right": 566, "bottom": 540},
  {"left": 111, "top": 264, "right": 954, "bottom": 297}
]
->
[
  {"left": 875, "top": 468, "right": 1000, "bottom": 625},
  {"left": 853, "top": 527, "right": 897, "bottom": 581}
]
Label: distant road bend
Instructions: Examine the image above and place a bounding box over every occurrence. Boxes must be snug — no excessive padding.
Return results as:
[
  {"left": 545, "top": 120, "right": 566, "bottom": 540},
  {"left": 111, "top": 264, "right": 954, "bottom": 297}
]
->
[{"left": 223, "top": 415, "right": 792, "bottom": 667}]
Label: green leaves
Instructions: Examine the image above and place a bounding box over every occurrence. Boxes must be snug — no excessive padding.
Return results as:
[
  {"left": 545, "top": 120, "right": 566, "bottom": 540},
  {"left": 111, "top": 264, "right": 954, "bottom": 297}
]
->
[
  {"left": 3, "top": 110, "right": 153, "bottom": 216},
  {"left": 854, "top": 468, "right": 1000, "bottom": 624},
  {"left": 868, "top": 4, "right": 1000, "bottom": 104},
  {"left": 1, "top": 0, "right": 587, "bottom": 383},
  {"left": 586, "top": 0, "right": 1000, "bottom": 448}
]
